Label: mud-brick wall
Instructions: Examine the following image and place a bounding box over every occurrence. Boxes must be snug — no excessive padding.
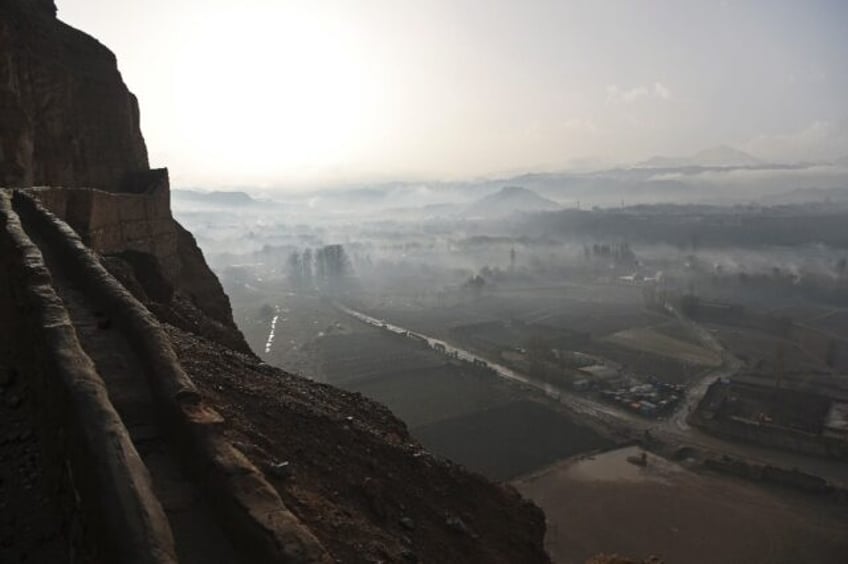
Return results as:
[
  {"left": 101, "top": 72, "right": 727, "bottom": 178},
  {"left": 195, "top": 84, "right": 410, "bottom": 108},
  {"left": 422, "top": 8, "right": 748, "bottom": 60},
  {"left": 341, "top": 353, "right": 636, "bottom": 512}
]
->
[
  {"left": 28, "top": 172, "right": 180, "bottom": 278},
  {"left": 0, "top": 191, "right": 177, "bottom": 564},
  {"left": 26, "top": 178, "right": 253, "bottom": 355}
]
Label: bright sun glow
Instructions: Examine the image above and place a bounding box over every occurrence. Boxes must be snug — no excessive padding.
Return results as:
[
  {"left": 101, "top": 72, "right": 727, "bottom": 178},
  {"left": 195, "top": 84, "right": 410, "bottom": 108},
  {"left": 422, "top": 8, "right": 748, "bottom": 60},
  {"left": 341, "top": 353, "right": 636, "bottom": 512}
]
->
[
  {"left": 169, "top": 5, "right": 381, "bottom": 184},
  {"left": 56, "top": 0, "right": 848, "bottom": 188}
]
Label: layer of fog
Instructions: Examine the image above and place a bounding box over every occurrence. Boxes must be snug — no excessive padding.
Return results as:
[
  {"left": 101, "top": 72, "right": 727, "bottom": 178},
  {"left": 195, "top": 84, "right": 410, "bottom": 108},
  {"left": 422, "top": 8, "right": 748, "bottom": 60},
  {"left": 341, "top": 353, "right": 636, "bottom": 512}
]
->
[{"left": 172, "top": 164, "right": 848, "bottom": 313}]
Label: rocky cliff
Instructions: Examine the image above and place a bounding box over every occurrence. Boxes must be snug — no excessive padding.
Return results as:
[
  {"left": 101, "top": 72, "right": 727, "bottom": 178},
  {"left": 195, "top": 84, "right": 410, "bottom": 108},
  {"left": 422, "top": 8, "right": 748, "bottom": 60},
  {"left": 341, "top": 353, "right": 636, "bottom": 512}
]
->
[
  {"left": 0, "top": 0, "right": 250, "bottom": 353},
  {"left": 0, "top": 2, "right": 551, "bottom": 562},
  {"left": 0, "top": 0, "right": 148, "bottom": 191}
]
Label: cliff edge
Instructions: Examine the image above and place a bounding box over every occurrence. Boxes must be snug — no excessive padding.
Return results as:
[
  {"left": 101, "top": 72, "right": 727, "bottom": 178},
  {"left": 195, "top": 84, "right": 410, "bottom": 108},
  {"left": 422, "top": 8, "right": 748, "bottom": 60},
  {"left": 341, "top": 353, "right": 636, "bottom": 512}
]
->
[
  {"left": 0, "top": 0, "right": 250, "bottom": 353},
  {"left": 0, "top": 2, "right": 550, "bottom": 562}
]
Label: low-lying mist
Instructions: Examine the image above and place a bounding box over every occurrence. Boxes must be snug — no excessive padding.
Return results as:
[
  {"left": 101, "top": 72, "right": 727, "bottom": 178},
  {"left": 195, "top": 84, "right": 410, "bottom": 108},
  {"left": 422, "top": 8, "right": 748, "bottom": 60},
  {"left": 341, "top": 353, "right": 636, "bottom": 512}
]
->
[{"left": 173, "top": 161, "right": 848, "bottom": 326}]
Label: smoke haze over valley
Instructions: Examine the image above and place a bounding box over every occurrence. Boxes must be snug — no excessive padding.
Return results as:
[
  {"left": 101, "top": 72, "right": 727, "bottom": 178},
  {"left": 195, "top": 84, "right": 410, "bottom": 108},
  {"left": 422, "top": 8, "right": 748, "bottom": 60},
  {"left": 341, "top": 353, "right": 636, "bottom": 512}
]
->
[
  {"left": 171, "top": 150, "right": 848, "bottom": 561},
  {"left": 3, "top": 1, "right": 848, "bottom": 563},
  {"left": 155, "top": 4, "right": 848, "bottom": 560}
]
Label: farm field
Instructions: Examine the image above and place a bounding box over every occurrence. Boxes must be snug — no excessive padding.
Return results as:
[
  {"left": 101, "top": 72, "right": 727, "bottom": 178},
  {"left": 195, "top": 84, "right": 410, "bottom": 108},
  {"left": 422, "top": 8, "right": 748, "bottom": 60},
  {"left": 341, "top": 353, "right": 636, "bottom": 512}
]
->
[
  {"left": 604, "top": 327, "right": 721, "bottom": 367},
  {"left": 574, "top": 339, "right": 705, "bottom": 385},
  {"left": 806, "top": 310, "right": 848, "bottom": 340},
  {"left": 414, "top": 400, "right": 614, "bottom": 480},
  {"left": 765, "top": 303, "right": 836, "bottom": 324},
  {"left": 537, "top": 303, "right": 666, "bottom": 338},
  {"left": 310, "top": 316, "right": 614, "bottom": 479},
  {"left": 516, "top": 447, "right": 848, "bottom": 564},
  {"left": 708, "top": 324, "right": 827, "bottom": 373},
  {"left": 650, "top": 320, "right": 704, "bottom": 346},
  {"left": 359, "top": 282, "right": 664, "bottom": 340},
  {"left": 219, "top": 284, "right": 619, "bottom": 481},
  {"left": 314, "top": 331, "right": 515, "bottom": 428}
]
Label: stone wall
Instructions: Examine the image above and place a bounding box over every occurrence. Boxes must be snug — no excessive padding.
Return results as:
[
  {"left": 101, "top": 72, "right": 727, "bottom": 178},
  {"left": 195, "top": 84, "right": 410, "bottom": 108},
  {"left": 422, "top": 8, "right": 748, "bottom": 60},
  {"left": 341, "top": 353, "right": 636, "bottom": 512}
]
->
[
  {"left": 0, "top": 191, "right": 177, "bottom": 563},
  {"left": 25, "top": 177, "right": 251, "bottom": 353},
  {"left": 28, "top": 170, "right": 179, "bottom": 278}
]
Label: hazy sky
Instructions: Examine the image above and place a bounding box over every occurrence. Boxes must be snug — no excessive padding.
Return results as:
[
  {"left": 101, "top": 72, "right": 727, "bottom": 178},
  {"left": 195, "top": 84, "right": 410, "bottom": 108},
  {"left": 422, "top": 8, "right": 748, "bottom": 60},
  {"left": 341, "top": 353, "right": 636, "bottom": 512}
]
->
[{"left": 58, "top": 0, "right": 848, "bottom": 189}]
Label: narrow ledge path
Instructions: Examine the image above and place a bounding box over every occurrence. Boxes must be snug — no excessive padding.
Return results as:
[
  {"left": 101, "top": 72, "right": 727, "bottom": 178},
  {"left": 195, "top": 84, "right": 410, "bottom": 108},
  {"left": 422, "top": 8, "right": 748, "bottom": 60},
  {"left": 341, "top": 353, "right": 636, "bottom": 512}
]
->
[{"left": 15, "top": 200, "right": 245, "bottom": 564}]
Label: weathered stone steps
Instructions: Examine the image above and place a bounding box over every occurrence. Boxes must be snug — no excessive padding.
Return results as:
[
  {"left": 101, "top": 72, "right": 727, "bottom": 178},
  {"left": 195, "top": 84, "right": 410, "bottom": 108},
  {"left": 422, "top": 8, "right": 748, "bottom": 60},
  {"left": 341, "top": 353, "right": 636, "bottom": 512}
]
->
[
  {"left": 0, "top": 190, "right": 177, "bottom": 563},
  {"left": 10, "top": 190, "right": 333, "bottom": 563},
  {"left": 34, "top": 250, "right": 244, "bottom": 563}
]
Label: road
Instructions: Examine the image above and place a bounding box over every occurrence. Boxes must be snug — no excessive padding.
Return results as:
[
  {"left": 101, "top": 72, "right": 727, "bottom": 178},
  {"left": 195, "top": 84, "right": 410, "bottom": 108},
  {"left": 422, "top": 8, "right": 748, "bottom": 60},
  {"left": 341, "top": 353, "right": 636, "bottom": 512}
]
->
[
  {"left": 336, "top": 302, "right": 848, "bottom": 487},
  {"left": 663, "top": 300, "right": 741, "bottom": 432}
]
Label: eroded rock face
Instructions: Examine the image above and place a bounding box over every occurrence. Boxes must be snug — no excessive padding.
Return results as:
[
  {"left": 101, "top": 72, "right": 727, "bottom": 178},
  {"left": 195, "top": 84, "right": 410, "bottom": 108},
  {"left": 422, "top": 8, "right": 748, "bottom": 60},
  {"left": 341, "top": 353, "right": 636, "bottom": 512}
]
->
[
  {"left": 0, "top": 0, "right": 148, "bottom": 191},
  {"left": 0, "top": 0, "right": 251, "bottom": 353}
]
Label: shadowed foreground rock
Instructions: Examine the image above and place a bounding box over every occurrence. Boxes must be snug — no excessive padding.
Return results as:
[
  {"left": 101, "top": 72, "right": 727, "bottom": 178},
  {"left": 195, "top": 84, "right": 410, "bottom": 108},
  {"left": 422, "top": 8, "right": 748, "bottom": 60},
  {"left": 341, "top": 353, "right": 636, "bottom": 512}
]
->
[
  {"left": 167, "top": 323, "right": 549, "bottom": 563},
  {"left": 0, "top": 1, "right": 552, "bottom": 562}
]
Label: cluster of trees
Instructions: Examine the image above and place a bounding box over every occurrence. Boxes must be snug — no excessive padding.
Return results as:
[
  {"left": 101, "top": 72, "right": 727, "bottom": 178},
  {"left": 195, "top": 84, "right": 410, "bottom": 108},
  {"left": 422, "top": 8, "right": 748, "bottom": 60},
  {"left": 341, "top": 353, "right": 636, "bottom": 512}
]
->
[
  {"left": 462, "top": 274, "right": 486, "bottom": 295},
  {"left": 288, "top": 244, "right": 353, "bottom": 293},
  {"left": 583, "top": 242, "right": 637, "bottom": 266}
]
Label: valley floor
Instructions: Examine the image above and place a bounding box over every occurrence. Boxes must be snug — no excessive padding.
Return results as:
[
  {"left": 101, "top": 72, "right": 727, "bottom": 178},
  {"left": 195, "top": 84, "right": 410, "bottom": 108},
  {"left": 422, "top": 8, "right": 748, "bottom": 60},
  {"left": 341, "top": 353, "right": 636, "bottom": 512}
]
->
[{"left": 516, "top": 446, "right": 848, "bottom": 564}]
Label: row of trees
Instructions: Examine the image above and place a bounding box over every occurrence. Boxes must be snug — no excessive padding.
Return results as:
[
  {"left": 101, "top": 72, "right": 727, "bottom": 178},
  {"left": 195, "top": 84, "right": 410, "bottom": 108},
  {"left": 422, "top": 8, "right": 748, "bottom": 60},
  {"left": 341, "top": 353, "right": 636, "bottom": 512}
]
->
[
  {"left": 582, "top": 242, "right": 636, "bottom": 265},
  {"left": 288, "top": 244, "right": 353, "bottom": 293}
]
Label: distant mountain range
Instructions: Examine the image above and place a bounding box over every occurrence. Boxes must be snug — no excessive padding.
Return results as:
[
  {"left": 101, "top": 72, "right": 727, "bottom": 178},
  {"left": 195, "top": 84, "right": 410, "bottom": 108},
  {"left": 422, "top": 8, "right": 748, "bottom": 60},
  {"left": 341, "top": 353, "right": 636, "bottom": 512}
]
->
[
  {"left": 461, "top": 186, "right": 560, "bottom": 218},
  {"left": 635, "top": 145, "right": 762, "bottom": 169},
  {"left": 172, "top": 189, "right": 259, "bottom": 206},
  {"left": 173, "top": 146, "right": 848, "bottom": 215}
]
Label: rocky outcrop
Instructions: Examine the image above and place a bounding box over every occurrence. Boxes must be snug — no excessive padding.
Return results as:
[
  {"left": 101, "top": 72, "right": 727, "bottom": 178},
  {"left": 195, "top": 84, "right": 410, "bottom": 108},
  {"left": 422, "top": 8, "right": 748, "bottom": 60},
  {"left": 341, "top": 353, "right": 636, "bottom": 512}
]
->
[
  {"left": 0, "top": 0, "right": 148, "bottom": 191},
  {"left": 173, "top": 222, "right": 246, "bottom": 338}
]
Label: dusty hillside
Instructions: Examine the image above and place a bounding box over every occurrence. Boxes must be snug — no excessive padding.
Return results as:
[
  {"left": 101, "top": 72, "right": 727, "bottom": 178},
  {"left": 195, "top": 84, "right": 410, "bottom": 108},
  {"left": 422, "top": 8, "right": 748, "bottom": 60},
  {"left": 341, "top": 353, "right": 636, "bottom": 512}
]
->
[{"left": 167, "top": 324, "right": 549, "bottom": 563}]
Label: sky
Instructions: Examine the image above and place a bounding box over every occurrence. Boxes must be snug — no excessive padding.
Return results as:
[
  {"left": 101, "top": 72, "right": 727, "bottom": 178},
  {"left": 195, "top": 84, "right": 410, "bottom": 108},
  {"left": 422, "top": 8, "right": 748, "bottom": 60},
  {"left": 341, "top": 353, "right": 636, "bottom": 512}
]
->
[{"left": 58, "top": 0, "right": 848, "bottom": 189}]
